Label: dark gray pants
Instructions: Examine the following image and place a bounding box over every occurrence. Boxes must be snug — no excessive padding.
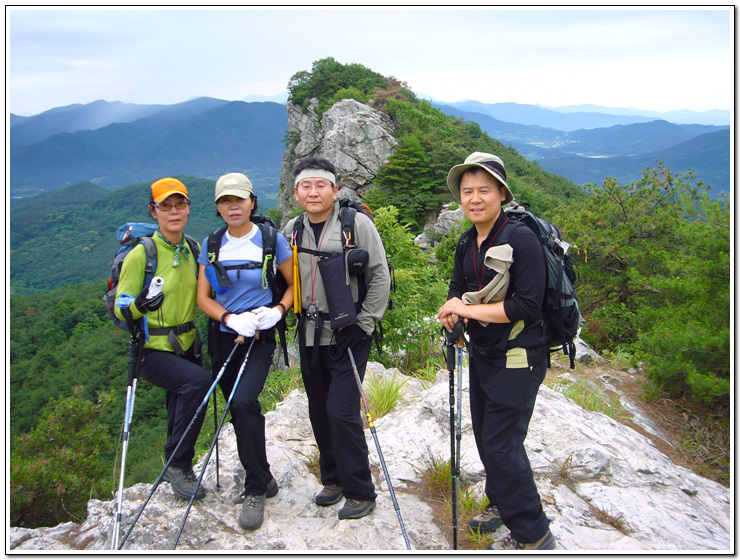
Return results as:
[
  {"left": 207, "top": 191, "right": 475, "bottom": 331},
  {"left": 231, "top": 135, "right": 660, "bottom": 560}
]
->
[
  {"left": 211, "top": 328, "right": 276, "bottom": 496},
  {"left": 468, "top": 345, "right": 550, "bottom": 543},
  {"left": 301, "top": 339, "right": 377, "bottom": 501},
  {"left": 140, "top": 347, "right": 212, "bottom": 469}
]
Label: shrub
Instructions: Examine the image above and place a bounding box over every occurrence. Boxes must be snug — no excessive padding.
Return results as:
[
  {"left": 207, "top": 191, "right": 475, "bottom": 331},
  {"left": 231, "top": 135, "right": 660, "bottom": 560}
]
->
[{"left": 10, "top": 388, "right": 113, "bottom": 528}]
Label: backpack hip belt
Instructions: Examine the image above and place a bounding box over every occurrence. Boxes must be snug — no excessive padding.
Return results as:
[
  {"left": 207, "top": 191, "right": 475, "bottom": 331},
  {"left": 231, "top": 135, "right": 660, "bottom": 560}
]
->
[{"left": 148, "top": 321, "right": 200, "bottom": 357}]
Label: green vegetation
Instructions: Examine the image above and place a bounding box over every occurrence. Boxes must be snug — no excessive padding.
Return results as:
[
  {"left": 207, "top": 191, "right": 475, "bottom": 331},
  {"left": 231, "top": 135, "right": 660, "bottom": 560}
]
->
[
  {"left": 371, "top": 206, "right": 448, "bottom": 373},
  {"left": 547, "top": 381, "right": 629, "bottom": 420},
  {"left": 552, "top": 165, "right": 730, "bottom": 405},
  {"left": 287, "top": 57, "right": 413, "bottom": 116},
  {"left": 288, "top": 57, "right": 584, "bottom": 232},
  {"left": 364, "top": 375, "right": 407, "bottom": 420},
  {"left": 10, "top": 387, "right": 114, "bottom": 527}
]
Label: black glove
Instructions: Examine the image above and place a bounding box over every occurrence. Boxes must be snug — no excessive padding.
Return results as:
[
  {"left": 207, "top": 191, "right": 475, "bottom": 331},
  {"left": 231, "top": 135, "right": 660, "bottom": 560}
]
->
[
  {"left": 135, "top": 285, "right": 165, "bottom": 313},
  {"left": 334, "top": 324, "right": 367, "bottom": 357}
]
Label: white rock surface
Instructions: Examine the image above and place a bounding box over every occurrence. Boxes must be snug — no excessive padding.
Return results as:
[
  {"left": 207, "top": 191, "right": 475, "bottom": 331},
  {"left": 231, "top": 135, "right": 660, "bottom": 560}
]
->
[
  {"left": 278, "top": 98, "right": 397, "bottom": 214},
  {"left": 9, "top": 361, "right": 730, "bottom": 552}
]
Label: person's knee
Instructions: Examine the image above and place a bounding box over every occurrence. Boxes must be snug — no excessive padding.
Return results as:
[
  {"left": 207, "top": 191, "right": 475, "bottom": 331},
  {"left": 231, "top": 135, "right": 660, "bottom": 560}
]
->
[
  {"left": 326, "top": 398, "right": 360, "bottom": 426},
  {"left": 189, "top": 371, "right": 213, "bottom": 396},
  {"left": 230, "top": 396, "right": 262, "bottom": 418}
]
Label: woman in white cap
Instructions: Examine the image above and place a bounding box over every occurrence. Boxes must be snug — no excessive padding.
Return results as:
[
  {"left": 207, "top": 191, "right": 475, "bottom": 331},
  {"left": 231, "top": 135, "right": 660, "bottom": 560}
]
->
[
  {"left": 437, "top": 153, "right": 555, "bottom": 550},
  {"left": 114, "top": 177, "right": 212, "bottom": 502},
  {"left": 196, "top": 172, "right": 293, "bottom": 531}
]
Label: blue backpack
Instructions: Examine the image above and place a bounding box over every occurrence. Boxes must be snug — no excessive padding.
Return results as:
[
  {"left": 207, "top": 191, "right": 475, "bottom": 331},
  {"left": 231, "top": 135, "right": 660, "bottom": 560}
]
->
[{"left": 103, "top": 222, "right": 199, "bottom": 333}]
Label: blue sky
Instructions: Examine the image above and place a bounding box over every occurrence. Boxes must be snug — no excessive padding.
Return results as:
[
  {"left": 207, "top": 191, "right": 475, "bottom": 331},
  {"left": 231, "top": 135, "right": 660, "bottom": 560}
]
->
[{"left": 6, "top": 6, "right": 733, "bottom": 117}]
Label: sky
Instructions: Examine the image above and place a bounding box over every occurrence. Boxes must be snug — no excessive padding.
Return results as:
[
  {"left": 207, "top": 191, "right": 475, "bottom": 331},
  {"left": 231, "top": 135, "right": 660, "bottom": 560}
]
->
[{"left": 6, "top": 6, "right": 734, "bottom": 117}]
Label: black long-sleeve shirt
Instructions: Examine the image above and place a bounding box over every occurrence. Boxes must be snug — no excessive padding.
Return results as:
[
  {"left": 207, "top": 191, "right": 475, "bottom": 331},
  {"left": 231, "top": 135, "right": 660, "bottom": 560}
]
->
[{"left": 448, "top": 211, "right": 548, "bottom": 359}]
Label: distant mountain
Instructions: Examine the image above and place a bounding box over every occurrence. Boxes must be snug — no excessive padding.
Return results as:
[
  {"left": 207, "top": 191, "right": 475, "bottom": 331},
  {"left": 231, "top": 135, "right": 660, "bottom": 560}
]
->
[
  {"left": 548, "top": 104, "right": 730, "bottom": 126},
  {"left": 437, "top": 104, "right": 730, "bottom": 194},
  {"left": 10, "top": 100, "right": 166, "bottom": 145},
  {"left": 443, "top": 101, "right": 656, "bottom": 131},
  {"left": 439, "top": 104, "right": 727, "bottom": 156},
  {"left": 9, "top": 99, "right": 287, "bottom": 198},
  {"left": 555, "top": 120, "right": 728, "bottom": 157},
  {"left": 8, "top": 98, "right": 236, "bottom": 146},
  {"left": 537, "top": 130, "right": 730, "bottom": 194}
]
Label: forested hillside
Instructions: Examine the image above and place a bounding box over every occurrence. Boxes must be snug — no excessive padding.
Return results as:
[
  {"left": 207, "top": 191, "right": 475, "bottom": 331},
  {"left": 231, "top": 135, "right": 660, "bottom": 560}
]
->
[{"left": 10, "top": 176, "right": 272, "bottom": 295}]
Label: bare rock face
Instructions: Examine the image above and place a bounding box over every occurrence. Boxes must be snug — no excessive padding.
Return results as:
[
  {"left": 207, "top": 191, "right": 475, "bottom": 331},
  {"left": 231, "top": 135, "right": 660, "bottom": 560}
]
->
[
  {"left": 277, "top": 98, "right": 397, "bottom": 216},
  {"left": 9, "top": 357, "right": 731, "bottom": 552},
  {"left": 415, "top": 203, "right": 466, "bottom": 249}
]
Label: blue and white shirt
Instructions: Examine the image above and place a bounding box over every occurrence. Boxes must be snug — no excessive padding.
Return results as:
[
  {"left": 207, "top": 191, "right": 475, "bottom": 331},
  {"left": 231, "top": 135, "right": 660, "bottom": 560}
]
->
[{"left": 199, "top": 225, "right": 292, "bottom": 332}]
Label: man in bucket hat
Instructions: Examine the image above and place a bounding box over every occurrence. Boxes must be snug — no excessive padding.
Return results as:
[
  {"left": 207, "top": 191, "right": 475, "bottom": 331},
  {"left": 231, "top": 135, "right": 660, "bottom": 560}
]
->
[{"left": 437, "top": 152, "right": 556, "bottom": 550}]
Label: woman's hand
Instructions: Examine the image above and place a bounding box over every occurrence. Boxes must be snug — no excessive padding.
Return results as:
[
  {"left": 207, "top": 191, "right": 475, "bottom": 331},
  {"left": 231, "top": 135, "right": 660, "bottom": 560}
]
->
[
  {"left": 252, "top": 306, "right": 283, "bottom": 330},
  {"left": 226, "top": 312, "right": 260, "bottom": 338}
]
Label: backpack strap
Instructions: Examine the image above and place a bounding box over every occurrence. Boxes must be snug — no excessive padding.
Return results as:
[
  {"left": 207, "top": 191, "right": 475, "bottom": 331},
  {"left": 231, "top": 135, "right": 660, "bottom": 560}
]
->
[
  {"left": 138, "top": 236, "right": 158, "bottom": 291},
  {"left": 184, "top": 234, "right": 200, "bottom": 277},
  {"left": 339, "top": 206, "right": 357, "bottom": 248},
  {"left": 256, "top": 219, "right": 290, "bottom": 367},
  {"left": 206, "top": 225, "right": 229, "bottom": 263}
]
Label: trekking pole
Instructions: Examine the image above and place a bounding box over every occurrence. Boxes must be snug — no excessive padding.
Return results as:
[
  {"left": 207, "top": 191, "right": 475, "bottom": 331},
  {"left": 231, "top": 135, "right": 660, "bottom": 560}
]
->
[
  {"left": 212, "top": 392, "right": 221, "bottom": 490},
  {"left": 111, "top": 325, "right": 145, "bottom": 550},
  {"left": 118, "top": 335, "right": 245, "bottom": 550},
  {"left": 173, "top": 335, "right": 258, "bottom": 549},
  {"left": 445, "top": 320, "right": 464, "bottom": 550},
  {"left": 347, "top": 347, "right": 411, "bottom": 550}
]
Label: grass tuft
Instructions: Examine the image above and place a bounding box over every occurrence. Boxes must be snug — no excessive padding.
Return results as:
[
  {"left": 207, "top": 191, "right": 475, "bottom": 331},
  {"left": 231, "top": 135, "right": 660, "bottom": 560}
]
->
[{"left": 365, "top": 374, "right": 407, "bottom": 419}]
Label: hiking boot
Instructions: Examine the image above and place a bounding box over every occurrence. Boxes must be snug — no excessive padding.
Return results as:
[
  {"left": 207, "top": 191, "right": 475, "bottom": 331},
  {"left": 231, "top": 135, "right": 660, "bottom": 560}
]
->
[
  {"left": 232, "top": 477, "right": 279, "bottom": 504},
  {"left": 315, "top": 484, "right": 343, "bottom": 506},
  {"left": 238, "top": 494, "right": 265, "bottom": 531},
  {"left": 163, "top": 466, "right": 205, "bottom": 501},
  {"left": 487, "top": 530, "right": 556, "bottom": 550},
  {"left": 338, "top": 498, "right": 376, "bottom": 520},
  {"left": 468, "top": 503, "right": 503, "bottom": 533}
]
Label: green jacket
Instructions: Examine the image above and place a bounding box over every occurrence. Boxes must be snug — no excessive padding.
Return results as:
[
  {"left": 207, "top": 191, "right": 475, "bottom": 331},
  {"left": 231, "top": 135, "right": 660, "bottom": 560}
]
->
[{"left": 114, "top": 234, "right": 200, "bottom": 353}]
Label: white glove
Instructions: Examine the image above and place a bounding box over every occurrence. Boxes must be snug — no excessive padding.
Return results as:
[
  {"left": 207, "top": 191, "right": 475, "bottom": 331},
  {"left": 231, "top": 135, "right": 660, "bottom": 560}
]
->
[
  {"left": 252, "top": 306, "right": 283, "bottom": 330},
  {"left": 226, "top": 311, "right": 260, "bottom": 338}
]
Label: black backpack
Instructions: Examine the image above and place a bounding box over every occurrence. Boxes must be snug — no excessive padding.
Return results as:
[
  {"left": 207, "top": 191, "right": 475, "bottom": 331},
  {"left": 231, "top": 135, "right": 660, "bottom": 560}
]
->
[
  {"left": 498, "top": 205, "right": 582, "bottom": 368},
  {"left": 103, "top": 222, "right": 199, "bottom": 334},
  {"left": 292, "top": 199, "right": 395, "bottom": 356},
  {"left": 205, "top": 215, "right": 290, "bottom": 366}
]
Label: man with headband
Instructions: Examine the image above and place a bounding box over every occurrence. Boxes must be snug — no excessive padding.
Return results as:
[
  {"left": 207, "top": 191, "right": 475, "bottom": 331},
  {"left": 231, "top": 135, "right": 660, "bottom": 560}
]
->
[
  {"left": 284, "top": 156, "right": 390, "bottom": 520},
  {"left": 437, "top": 152, "right": 556, "bottom": 550}
]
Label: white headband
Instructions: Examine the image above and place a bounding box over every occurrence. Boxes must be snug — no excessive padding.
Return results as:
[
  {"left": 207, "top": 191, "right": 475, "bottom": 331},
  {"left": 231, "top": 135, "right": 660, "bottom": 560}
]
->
[{"left": 294, "top": 169, "right": 336, "bottom": 186}]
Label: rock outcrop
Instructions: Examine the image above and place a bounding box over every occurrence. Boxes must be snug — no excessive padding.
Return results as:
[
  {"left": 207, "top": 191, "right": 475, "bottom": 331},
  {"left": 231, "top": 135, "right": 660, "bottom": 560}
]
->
[
  {"left": 277, "top": 98, "right": 397, "bottom": 216},
  {"left": 415, "top": 202, "right": 467, "bottom": 249},
  {"left": 9, "top": 357, "right": 730, "bottom": 552}
]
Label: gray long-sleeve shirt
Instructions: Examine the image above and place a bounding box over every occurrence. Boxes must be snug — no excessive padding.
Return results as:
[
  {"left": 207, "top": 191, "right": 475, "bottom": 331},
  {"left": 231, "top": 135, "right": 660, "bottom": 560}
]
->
[{"left": 283, "top": 201, "right": 391, "bottom": 346}]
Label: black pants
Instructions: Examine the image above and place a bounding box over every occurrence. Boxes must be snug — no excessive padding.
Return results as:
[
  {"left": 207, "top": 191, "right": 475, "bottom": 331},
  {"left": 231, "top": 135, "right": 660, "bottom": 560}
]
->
[
  {"left": 301, "top": 339, "right": 376, "bottom": 501},
  {"left": 468, "top": 345, "right": 550, "bottom": 543},
  {"left": 139, "top": 347, "right": 212, "bottom": 469},
  {"left": 211, "top": 328, "right": 276, "bottom": 495}
]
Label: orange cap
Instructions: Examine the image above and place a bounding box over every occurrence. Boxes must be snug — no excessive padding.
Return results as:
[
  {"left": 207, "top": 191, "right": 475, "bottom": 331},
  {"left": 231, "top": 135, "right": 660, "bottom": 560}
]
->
[{"left": 151, "top": 177, "right": 189, "bottom": 203}]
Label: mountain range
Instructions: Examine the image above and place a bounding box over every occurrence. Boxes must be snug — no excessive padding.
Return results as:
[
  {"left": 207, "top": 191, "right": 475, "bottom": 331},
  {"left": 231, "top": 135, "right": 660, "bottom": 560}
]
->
[
  {"left": 9, "top": 97, "right": 730, "bottom": 199},
  {"left": 10, "top": 98, "right": 287, "bottom": 198},
  {"left": 434, "top": 103, "right": 730, "bottom": 194}
]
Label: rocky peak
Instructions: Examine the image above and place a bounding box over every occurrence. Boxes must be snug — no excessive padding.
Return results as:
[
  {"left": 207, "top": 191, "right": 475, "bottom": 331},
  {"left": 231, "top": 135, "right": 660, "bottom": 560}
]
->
[{"left": 277, "top": 98, "right": 398, "bottom": 215}]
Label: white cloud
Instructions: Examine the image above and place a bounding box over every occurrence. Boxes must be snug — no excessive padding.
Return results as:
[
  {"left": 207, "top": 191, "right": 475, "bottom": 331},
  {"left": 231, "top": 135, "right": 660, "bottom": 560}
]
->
[{"left": 6, "top": 7, "right": 733, "bottom": 116}]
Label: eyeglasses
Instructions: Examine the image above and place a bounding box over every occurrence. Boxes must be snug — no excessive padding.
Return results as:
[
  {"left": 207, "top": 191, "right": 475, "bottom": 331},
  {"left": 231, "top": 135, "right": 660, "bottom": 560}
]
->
[
  {"left": 155, "top": 200, "right": 189, "bottom": 212},
  {"left": 296, "top": 183, "right": 333, "bottom": 192}
]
